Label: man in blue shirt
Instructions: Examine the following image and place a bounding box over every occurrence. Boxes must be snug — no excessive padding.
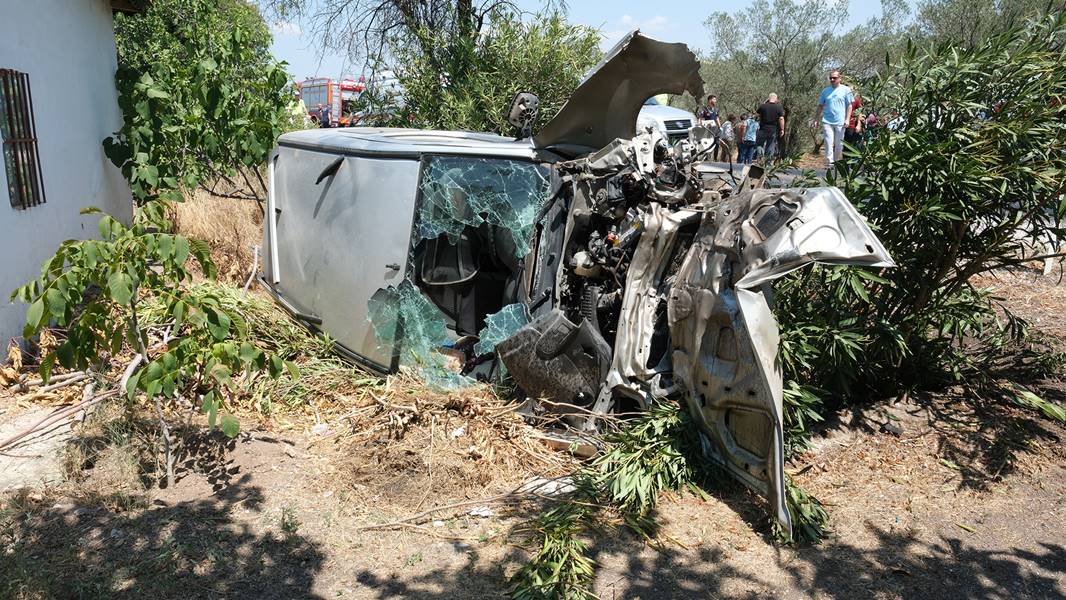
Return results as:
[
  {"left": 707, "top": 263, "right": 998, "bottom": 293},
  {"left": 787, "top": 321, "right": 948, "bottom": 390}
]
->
[{"left": 814, "top": 70, "right": 854, "bottom": 168}]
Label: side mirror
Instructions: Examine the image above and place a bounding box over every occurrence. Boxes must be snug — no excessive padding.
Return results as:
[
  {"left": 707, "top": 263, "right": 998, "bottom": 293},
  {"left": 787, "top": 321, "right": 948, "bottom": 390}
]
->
[{"left": 507, "top": 92, "right": 539, "bottom": 139}]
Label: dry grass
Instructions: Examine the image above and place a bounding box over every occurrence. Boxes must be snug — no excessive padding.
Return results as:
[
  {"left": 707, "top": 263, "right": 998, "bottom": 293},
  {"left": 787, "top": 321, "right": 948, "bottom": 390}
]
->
[
  {"left": 170, "top": 188, "right": 262, "bottom": 284},
  {"left": 973, "top": 266, "right": 1066, "bottom": 341}
]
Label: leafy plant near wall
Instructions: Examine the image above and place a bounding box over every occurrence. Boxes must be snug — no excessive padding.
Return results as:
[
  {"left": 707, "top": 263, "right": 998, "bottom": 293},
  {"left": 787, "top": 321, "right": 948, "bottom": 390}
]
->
[
  {"left": 373, "top": 10, "right": 601, "bottom": 136},
  {"left": 774, "top": 11, "right": 1066, "bottom": 447},
  {"left": 10, "top": 204, "right": 296, "bottom": 487},
  {"left": 105, "top": 0, "right": 291, "bottom": 203}
]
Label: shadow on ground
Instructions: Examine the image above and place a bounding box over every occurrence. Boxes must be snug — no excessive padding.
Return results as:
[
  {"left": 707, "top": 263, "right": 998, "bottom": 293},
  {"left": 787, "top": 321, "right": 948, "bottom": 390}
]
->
[
  {"left": 592, "top": 524, "right": 1065, "bottom": 599},
  {"left": 0, "top": 475, "right": 326, "bottom": 599},
  {"left": 338, "top": 520, "right": 1064, "bottom": 599}
]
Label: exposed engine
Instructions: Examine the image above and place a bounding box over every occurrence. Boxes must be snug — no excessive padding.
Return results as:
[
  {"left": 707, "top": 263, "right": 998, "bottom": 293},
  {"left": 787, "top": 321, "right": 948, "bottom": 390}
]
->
[
  {"left": 500, "top": 125, "right": 735, "bottom": 420},
  {"left": 497, "top": 125, "right": 894, "bottom": 537}
]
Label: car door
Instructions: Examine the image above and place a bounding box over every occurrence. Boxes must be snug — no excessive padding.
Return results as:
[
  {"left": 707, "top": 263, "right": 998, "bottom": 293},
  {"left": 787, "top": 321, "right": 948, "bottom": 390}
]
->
[
  {"left": 668, "top": 186, "right": 894, "bottom": 536},
  {"left": 266, "top": 147, "right": 421, "bottom": 371}
]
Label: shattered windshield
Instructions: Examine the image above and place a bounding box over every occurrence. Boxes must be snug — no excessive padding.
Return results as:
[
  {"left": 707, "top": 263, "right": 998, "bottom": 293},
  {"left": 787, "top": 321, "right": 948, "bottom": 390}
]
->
[{"left": 416, "top": 156, "right": 550, "bottom": 257}]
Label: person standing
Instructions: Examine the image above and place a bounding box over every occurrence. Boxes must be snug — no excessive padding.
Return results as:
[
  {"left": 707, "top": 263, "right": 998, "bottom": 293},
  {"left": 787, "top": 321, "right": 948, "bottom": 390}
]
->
[
  {"left": 718, "top": 114, "right": 736, "bottom": 161},
  {"left": 697, "top": 94, "right": 720, "bottom": 154},
  {"left": 756, "top": 93, "right": 785, "bottom": 161},
  {"left": 696, "top": 94, "right": 720, "bottom": 129},
  {"left": 844, "top": 92, "right": 864, "bottom": 149},
  {"left": 736, "top": 113, "right": 749, "bottom": 163},
  {"left": 814, "top": 70, "right": 854, "bottom": 167},
  {"left": 321, "top": 102, "right": 333, "bottom": 128},
  {"left": 739, "top": 112, "right": 759, "bottom": 164}
]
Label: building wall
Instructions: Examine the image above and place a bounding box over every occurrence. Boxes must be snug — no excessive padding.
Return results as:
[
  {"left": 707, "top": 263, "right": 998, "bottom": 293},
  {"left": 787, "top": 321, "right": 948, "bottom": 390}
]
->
[{"left": 0, "top": 0, "right": 133, "bottom": 346}]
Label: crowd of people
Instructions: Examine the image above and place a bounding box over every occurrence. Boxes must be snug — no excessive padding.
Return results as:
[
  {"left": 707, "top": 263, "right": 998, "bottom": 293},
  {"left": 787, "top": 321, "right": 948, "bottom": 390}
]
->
[{"left": 693, "top": 69, "right": 881, "bottom": 168}]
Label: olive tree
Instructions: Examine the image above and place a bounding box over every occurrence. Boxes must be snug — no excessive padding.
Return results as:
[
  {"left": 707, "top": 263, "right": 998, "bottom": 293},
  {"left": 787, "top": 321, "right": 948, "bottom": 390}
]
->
[
  {"left": 775, "top": 12, "right": 1066, "bottom": 439},
  {"left": 703, "top": 0, "right": 849, "bottom": 156},
  {"left": 393, "top": 10, "right": 601, "bottom": 135}
]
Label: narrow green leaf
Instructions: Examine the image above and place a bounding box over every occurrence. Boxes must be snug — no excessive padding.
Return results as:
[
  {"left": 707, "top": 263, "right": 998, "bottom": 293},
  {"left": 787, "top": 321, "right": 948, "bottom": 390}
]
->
[
  {"left": 39, "top": 353, "right": 56, "bottom": 385},
  {"left": 126, "top": 370, "right": 141, "bottom": 399}
]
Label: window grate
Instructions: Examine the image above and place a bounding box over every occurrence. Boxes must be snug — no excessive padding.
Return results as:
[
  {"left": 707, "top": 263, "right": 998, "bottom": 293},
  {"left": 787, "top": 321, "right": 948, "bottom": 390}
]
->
[{"left": 0, "top": 69, "right": 46, "bottom": 210}]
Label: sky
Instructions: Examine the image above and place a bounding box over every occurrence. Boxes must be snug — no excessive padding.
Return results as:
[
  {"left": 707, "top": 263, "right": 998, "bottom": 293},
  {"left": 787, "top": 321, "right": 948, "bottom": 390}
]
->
[{"left": 268, "top": 1, "right": 896, "bottom": 81}]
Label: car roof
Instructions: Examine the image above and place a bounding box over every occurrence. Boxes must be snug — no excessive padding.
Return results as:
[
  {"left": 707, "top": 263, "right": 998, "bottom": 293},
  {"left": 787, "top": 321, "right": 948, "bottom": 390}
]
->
[{"left": 277, "top": 127, "right": 538, "bottom": 159}]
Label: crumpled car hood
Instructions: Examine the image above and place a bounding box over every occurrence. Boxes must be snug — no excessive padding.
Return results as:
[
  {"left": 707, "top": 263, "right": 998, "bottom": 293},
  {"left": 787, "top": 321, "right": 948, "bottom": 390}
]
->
[{"left": 533, "top": 31, "right": 704, "bottom": 155}]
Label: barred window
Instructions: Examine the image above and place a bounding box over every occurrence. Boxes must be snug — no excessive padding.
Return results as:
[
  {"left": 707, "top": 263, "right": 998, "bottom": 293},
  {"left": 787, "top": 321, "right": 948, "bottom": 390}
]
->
[{"left": 0, "top": 69, "right": 46, "bottom": 209}]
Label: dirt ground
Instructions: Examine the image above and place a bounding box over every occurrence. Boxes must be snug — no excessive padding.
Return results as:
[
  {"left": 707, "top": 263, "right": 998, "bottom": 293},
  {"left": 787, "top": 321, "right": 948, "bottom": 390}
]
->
[{"left": 2, "top": 268, "right": 1065, "bottom": 599}]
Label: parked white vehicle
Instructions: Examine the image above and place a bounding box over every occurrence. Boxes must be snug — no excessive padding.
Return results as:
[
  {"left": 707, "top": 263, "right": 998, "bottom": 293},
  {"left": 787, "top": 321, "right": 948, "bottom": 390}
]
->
[{"left": 636, "top": 96, "right": 696, "bottom": 143}]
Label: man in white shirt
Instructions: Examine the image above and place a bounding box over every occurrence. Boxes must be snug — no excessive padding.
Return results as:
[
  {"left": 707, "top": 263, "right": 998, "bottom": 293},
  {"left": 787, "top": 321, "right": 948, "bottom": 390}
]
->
[{"left": 814, "top": 70, "right": 854, "bottom": 168}]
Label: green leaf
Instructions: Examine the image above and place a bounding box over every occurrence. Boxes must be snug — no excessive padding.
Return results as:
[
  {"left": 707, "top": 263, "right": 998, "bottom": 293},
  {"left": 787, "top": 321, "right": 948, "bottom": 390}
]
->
[
  {"left": 145, "top": 360, "right": 164, "bottom": 382},
  {"left": 284, "top": 360, "right": 301, "bottom": 379},
  {"left": 174, "top": 236, "right": 190, "bottom": 265},
  {"left": 98, "top": 216, "right": 116, "bottom": 240},
  {"left": 146, "top": 87, "right": 170, "bottom": 99},
  {"left": 220, "top": 413, "right": 240, "bottom": 438},
  {"left": 1016, "top": 390, "right": 1066, "bottom": 423},
  {"left": 108, "top": 272, "right": 135, "bottom": 305},
  {"left": 55, "top": 342, "right": 75, "bottom": 369},
  {"left": 126, "top": 369, "right": 141, "bottom": 399},
  {"left": 268, "top": 355, "right": 283, "bottom": 377},
  {"left": 44, "top": 288, "right": 66, "bottom": 320},
  {"left": 207, "top": 398, "right": 218, "bottom": 428},
  {"left": 142, "top": 164, "right": 159, "bottom": 187},
  {"left": 172, "top": 300, "right": 186, "bottom": 328},
  {"left": 39, "top": 353, "right": 56, "bottom": 385},
  {"left": 84, "top": 241, "right": 100, "bottom": 267},
  {"left": 238, "top": 342, "right": 258, "bottom": 363},
  {"left": 211, "top": 364, "right": 232, "bottom": 387},
  {"left": 25, "top": 299, "right": 45, "bottom": 330},
  {"left": 157, "top": 234, "right": 174, "bottom": 259}
]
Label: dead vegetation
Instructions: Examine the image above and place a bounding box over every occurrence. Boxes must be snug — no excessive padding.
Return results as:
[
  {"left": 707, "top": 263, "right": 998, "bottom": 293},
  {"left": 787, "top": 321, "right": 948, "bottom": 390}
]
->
[{"left": 169, "top": 188, "right": 262, "bottom": 284}]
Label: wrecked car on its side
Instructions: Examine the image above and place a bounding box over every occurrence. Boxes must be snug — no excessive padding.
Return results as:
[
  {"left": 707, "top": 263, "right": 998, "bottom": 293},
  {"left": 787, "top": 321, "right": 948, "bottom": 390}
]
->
[{"left": 259, "top": 32, "right": 894, "bottom": 535}]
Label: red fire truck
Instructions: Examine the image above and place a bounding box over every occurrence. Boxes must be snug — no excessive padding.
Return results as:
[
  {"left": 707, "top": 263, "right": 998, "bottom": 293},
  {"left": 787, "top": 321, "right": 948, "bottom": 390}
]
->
[{"left": 298, "top": 78, "right": 366, "bottom": 127}]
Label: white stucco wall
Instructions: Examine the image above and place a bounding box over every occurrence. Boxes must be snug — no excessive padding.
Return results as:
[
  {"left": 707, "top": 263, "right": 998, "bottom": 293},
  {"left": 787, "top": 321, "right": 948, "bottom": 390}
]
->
[{"left": 0, "top": 0, "right": 133, "bottom": 347}]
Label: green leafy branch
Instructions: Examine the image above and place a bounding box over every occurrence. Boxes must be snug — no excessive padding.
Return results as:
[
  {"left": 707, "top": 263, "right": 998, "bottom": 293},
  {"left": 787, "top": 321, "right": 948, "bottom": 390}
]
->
[
  {"left": 105, "top": 0, "right": 291, "bottom": 204},
  {"left": 510, "top": 401, "right": 829, "bottom": 599},
  {"left": 11, "top": 202, "right": 296, "bottom": 487}
]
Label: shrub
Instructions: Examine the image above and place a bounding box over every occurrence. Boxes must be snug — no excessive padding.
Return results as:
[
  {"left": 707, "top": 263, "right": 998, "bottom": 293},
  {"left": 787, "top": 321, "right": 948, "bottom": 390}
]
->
[
  {"left": 777, "top": 11, "right": 1066, "bottom": 438},
  {"left": 387, "top": 10, "right": 601, "bottom": 135},
  {"left": 11, "top": 203, "right": 295, "bottom": 487},
  {"left": 105, "top": 0, "right": 290, "bottom": 203}
]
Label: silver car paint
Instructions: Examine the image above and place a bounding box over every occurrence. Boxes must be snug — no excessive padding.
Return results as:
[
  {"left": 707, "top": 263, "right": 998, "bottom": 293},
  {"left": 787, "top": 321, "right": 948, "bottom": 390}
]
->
[
  {"left": 264, "top": 147, "right": 421, "bottom": 370},
  {"left": 665, "top": 186, "right": 894, "bottom": 536}
]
